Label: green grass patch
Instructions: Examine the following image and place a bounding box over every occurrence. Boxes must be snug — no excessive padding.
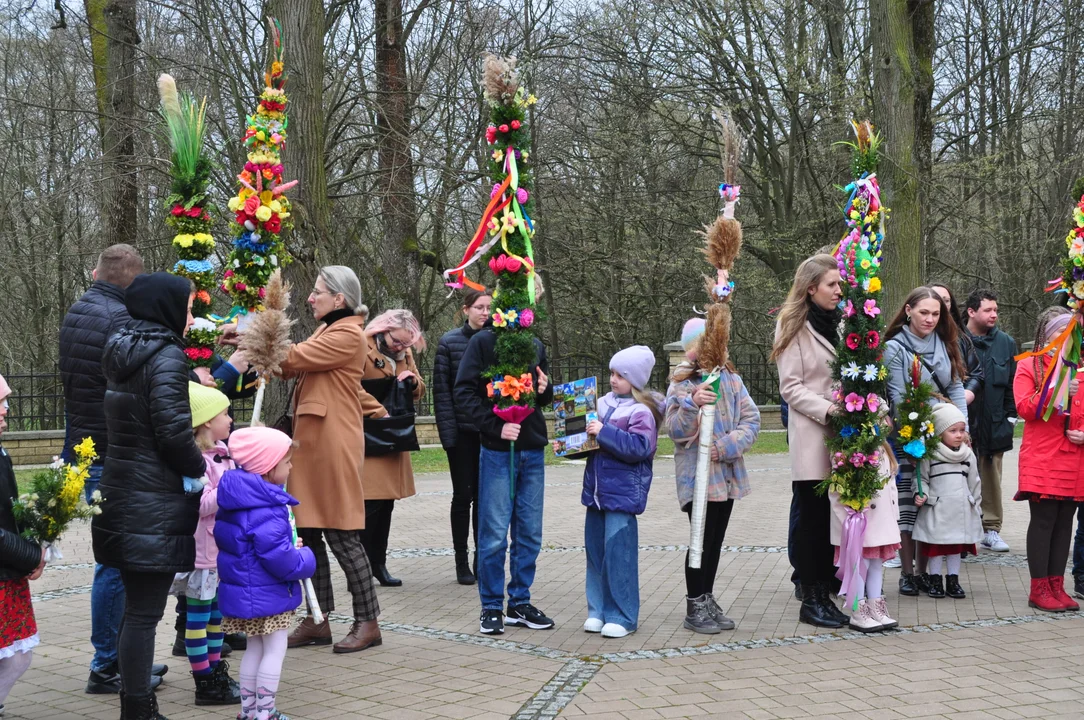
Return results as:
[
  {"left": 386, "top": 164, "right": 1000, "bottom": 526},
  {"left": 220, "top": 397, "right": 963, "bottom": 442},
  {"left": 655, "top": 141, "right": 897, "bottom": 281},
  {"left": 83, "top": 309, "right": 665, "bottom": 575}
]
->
[
  {"left": 412, "top": 431, "right": 789, "bottom": 475},
  {"left": 14, "top": 469, "right": 36, "bottom": 494}
]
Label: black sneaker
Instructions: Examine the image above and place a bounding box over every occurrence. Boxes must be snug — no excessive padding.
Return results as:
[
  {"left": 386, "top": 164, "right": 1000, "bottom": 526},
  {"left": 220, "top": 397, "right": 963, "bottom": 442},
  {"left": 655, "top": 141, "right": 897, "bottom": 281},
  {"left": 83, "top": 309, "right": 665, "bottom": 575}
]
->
[
  {"left": 479, "top": 609, "right": 504, "bottom": 635},
  {"left": 505, "top": 603, "right": 555, "bottom": 630},
  {"left": 1074, "top": 575, "right": 1084, "bottom": 600},
  {"left": 86, "top": 664, "right": 164, "bottom": 694}
]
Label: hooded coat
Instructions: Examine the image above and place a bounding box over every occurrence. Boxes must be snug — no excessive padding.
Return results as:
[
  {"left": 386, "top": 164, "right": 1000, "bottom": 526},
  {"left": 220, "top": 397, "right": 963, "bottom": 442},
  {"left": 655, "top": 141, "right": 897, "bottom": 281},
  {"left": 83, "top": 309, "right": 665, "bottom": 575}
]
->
[
  {"left": 214, "top": 469, "right": 316, "bottom": 620},
  {"left": 91, "top": 273, "right": 207, "bottom": 573}
]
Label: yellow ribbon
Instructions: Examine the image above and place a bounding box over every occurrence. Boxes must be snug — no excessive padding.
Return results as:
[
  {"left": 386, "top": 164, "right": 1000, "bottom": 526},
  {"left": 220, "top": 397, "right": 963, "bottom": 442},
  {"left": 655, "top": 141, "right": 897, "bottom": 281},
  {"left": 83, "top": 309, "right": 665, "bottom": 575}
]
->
[{"left": 505, "top": 150, "right": 536, "bottom": 305}]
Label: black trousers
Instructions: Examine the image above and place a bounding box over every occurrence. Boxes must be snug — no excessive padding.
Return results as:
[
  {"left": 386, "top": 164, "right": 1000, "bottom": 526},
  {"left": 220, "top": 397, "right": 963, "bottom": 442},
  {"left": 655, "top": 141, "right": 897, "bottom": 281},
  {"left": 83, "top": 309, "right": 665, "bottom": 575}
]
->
[
  {"left": 358, "top": 499, "right": 395, "bottom": 569},
  {"left": 1027, "top": 498, "right": 1077, "bottom": 579},
  {"left": 447, "top": 431, "right": 481, "bottom": 557},
  {"left": 792, "top": 481, "right": 837, "bottom": 584},
  {"left": 118, "top": 570, "right": 174, "bottom": 698},
  {"left": 683, "top": 500, "right": 734, "bottom": 598}
]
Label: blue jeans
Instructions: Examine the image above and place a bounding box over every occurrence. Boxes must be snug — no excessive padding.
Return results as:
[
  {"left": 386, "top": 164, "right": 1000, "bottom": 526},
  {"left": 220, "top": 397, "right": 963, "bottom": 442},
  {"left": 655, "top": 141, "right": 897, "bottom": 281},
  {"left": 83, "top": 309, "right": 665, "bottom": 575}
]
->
[
  {"left": 85, "top": 466, "right": 125, "bottom": 672},
  {"left": 584, "top": 507, "right": 639, "bottom": 631},
  {"left": 1073, "top": 503, "right": 1084, "bottom": 578},
  {"left": 477, "top": 446, "right": 545, "bottom": 610}
]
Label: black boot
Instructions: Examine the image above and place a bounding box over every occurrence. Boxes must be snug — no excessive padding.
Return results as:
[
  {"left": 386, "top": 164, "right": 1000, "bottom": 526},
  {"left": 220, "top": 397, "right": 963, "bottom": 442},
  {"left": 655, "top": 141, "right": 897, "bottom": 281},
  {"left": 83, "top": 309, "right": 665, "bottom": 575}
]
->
[
  {"left": 945, "top": 574, "right": 966, "bottom": 599},
  {"left": 798, "top": 584, "right": 842, "bottom": 628},
  {"left": 223, "top": 632, "right": 247, "bottom": 650},
  {"left": 914, "top": 572, "right": 932, "bottom": 595},
  {"left": 898, "top": 573, "right": 919, "bottom": 596},
  {"left": 927, "top": 574, "right": 946, "bottom": 598},
  {"left": 456, "top": 553, "right": 476, "bottom": 585},
  {"left": 372, "top": 565, "right": 402, "bottom": 587},
  {"left": 194, "top": 661, "right": 241, "bottom": 706},
  {"left": 121, "top": 692, "right": 168, "bottom": 720},
  {"left": 815, "top": 582, "right": 850, "bottom": 625},
  {"left": 172, "top": 609, "right": 186, "bottom": 657}
]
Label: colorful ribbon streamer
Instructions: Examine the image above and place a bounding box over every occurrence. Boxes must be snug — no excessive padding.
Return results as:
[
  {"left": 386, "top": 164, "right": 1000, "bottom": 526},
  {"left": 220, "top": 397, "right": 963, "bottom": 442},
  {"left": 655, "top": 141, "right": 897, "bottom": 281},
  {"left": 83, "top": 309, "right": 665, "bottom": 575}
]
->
[
  {"left": 1014, "top": 313, "right": 1082, "bottom": 420},
  {"left": 835, "top": 508, "right": 869, "bottom": 612}
]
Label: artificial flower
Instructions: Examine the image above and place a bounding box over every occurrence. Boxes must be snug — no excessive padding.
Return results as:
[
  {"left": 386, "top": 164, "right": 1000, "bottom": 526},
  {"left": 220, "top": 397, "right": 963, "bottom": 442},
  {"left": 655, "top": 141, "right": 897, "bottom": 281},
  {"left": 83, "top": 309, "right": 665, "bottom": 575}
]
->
[
  {"left": 863, "top": 364, "right": 879, "bottom": 382},
  {"left": 868, "top": 277, "right": 882, "bottom": 293},
  {"left": 850, "top": 452, "right": 867, "bottom": 467},
  {"left": 863, "top": 299, "right": 880, "bottom": 318},
  {"left": 485, "top": 126, "right": 497, "bottom": 144},
  {"left": 516, "top": 188, "right": 529, "bottom": 204},
  {"left": 243, "top": 195, "right": 260, "bottom": 215},
  {"left": 903, "top": 439, "right": 927, "bottom": 458},
  {"left": 866, "top": 330, "right": 880, "bottom": 348},
  {"left": 255, "top": 205, "right": 273, "bottom": 222},
  {"left": 842, "top": 362, "right": 861, "bottom": 379},
  {"left": 499, "top": 124, "right": 509, "bottom": 133},
  {"left": 865, "top": 393, "right": 881, "bottom": 412},
  {"left": 898, "top": 425, "right": 913, "bottom": 440},
  {"left": 171, "top": 205, "right": 185, "bottom": 216},
  {"left": 844, "top": 392, "right": 864, "bottom": 412},
  {"left": 519, "top": 308, "right": 534, "bottom": 328},
  {"left": 511, "top": 120, "right": 521, "bottom": 130},
  {"left": 843, "top": 300, "right": 856, "bottom": 318},
  {"left": 839, "top": 425, "right": 857, "bottom": 438},
  {"left": 832, "top": 452, "right": 847, "bottom": 469},
  {"left": 492, "top": 149, "right": 504, "bottom": 163},
  {"left": 846, "top": 333, "right": 861, "bottom": 350}
]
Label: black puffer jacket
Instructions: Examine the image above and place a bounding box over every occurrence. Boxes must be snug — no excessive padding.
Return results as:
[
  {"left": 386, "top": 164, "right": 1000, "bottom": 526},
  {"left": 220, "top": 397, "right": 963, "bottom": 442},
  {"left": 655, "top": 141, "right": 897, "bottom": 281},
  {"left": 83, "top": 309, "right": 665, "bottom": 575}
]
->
[
  {"left": 92, "top": 273, "right": 206, "bottom": 573},
  {"left": 433, "top": 323, "right": 483, "bottom": 448},
  {"left": 0, "top": 444, "right": 41, "bottom": 580},
  {"left": 59, "top": 282, "right": 131, "bottom": 462}
]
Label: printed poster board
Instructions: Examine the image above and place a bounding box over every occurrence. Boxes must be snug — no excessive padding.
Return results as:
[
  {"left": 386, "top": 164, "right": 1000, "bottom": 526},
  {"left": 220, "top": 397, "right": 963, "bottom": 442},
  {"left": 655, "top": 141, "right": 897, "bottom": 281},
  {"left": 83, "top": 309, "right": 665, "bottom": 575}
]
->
[{"left": 552, "top": 376, "right": 599, "bottom": 457}]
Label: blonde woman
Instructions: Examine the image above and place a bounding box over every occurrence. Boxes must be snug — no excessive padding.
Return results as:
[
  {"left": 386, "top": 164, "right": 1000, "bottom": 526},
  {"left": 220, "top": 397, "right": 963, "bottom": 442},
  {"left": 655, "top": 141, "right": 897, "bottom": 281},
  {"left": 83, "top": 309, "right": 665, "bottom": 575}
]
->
[{"left": 770, "top": 254, "right": 849, "bottom": 628}]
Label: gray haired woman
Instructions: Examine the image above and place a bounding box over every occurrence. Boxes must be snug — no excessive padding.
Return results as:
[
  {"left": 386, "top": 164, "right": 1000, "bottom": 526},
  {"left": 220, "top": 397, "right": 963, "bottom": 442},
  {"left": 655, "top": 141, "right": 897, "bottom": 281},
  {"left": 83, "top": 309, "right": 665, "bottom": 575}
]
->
[{"left": 277, "top": 266, "right": 384, "bottom": 653}]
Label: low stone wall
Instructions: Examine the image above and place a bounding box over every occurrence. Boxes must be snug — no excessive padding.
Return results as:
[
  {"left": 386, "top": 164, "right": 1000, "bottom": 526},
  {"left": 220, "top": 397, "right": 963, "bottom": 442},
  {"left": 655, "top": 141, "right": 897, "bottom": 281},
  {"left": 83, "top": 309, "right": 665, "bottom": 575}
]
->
[{"left": 3, "top": 406, "right": 784, "bottom": 466}]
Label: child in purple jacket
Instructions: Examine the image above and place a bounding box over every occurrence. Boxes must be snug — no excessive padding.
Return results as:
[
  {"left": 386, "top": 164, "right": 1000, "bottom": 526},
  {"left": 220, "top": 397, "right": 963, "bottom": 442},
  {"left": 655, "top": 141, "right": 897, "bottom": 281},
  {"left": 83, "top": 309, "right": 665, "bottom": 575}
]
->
[
  {"left": 580, "top": 346, "right": 662, "bottom": 638},
  {"left": 215, "top": 427, "right": 316, "bottom": 720}
]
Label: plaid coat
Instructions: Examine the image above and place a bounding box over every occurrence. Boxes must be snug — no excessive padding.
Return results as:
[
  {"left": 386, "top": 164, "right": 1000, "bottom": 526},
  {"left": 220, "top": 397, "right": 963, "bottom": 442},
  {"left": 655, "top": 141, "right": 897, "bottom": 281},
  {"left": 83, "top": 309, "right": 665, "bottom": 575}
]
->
[{"left": 665, "top": 364, "right": 761, "bottom": 508}]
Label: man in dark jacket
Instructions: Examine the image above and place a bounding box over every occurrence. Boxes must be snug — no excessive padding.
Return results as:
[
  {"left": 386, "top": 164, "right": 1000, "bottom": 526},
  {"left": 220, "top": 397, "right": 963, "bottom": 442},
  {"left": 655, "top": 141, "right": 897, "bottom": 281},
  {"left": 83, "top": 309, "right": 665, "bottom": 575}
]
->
[
  {"left": 93, "top": 272, "right": 206, "bottom": 720},
  {"left": 57, "top": 244, "right": 170, "bottom": 694},
  {"left": 433, "top": 290, "right": 491, "bottom": 585},
  {"left": 964, "top": 288, "right": 1017, "bottom": 553},
  {"left": 453, "top": 328, "right": 555, "bottom": 635}
]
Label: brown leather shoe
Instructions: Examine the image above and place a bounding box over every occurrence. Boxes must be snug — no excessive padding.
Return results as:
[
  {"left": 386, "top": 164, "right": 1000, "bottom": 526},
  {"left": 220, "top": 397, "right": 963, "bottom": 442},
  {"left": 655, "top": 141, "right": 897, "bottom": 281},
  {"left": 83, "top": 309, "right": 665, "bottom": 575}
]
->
[
  {"left": 333, "top": 620, "right": 382, "bottom": 654},
  {"left": 287, "top": 617, "right": 332, "bottom": 648}
]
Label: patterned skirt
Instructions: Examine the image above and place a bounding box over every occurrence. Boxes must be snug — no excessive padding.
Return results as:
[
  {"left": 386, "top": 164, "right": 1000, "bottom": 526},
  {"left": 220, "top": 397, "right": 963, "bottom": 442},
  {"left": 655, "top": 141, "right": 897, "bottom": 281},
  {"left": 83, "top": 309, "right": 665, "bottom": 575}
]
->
[
  {"left": 169, "top": 568, "right": 219, "bottom": 601},
  {"left": 893, "top": 443, "right": 918, "bottom": 533},
  {"left": 221, "top": 611, "right": 294, "bottom": 637},
  {"left": 0, "top": 578, "right": 39, "bottom": 659}
]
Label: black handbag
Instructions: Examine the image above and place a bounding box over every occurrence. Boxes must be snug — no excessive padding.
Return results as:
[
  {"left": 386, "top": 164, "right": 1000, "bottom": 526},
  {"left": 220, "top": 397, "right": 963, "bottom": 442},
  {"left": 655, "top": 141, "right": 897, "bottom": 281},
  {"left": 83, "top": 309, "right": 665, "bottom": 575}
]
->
[{"left": 361, "top": 375, "right": 420, "bottom": 456}]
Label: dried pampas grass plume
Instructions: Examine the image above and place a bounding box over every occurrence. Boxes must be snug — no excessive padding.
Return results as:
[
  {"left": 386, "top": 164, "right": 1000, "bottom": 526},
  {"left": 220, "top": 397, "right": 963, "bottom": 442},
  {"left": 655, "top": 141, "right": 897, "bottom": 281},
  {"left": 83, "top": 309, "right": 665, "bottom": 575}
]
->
[
  {"left": 239, "top": 270, "right": 295, "bottom": 378},
  {"left": 701, "top": 215, "right": 742, "bottom": 274},
  {"left": 157, "top": 74, "right": 180, "bottom": 118},
  {"left": 482, "top": 54, "right": 519, "bottom": 106},
  {"left": 697, "top": 303, "right": 732, "bottom": 372}
]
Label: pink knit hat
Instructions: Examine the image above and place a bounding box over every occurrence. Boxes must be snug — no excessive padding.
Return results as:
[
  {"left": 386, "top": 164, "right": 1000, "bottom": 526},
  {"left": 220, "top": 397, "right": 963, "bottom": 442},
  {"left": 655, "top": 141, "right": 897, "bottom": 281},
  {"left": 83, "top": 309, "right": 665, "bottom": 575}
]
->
[
  {"left": 0, "top": 373, "right": 10, "bottom": 403},
  {"left": 228, "top": 427, "right": 293, "bottom": 476}
]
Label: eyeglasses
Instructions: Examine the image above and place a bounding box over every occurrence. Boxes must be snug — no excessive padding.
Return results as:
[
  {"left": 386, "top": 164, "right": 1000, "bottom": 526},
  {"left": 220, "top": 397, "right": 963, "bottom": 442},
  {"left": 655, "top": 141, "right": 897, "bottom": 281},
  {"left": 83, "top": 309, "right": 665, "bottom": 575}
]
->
[
  {"left": 387, "top": 333, "right": 411, "bottom": 349},
  {"left": 310, "top": 288, "right": 335, "bottom": 297}
]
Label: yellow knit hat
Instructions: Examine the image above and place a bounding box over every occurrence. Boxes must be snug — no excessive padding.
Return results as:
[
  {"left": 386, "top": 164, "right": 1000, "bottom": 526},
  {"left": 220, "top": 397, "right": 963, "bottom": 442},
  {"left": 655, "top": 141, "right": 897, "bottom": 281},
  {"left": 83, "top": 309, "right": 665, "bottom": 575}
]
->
[{"left": 189, "top": 382, "right": 230, "bottom": 428}]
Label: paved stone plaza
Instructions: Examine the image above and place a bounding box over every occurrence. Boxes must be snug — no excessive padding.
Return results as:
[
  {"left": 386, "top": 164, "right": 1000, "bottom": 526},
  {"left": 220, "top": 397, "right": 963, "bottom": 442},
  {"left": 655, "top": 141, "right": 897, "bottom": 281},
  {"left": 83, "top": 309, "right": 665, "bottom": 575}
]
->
[{"left": 7, "top": 449, "right": 1084, "bottom": 719}]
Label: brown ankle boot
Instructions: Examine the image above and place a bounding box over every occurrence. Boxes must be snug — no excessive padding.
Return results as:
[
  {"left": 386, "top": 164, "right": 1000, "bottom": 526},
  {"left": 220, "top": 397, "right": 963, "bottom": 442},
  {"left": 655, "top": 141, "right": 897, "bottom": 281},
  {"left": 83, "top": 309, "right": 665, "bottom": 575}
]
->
[
  {"left": 287, "top": 617, "right": 332, "bottom": 648},
  {"left": 333, "top": 620, "right": 382, "bottom": 654}
]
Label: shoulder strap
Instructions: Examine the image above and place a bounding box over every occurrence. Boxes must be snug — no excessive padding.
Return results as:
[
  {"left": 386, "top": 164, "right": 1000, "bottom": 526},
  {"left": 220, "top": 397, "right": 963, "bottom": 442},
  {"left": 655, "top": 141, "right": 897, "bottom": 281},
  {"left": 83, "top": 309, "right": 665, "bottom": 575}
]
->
[{"left": 894, "top": 333, "right": 950, "bottom": 397}]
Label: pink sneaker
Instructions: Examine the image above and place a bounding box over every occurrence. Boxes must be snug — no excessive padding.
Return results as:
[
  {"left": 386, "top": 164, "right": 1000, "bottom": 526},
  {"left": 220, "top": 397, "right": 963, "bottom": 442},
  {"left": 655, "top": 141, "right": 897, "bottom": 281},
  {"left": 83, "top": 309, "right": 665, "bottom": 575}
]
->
[
  {"left": 847, "top": 599, "right": 884, "bottom": 633},
  {"left": 868, "top": 596, "right": 897, "bottom": 629}
]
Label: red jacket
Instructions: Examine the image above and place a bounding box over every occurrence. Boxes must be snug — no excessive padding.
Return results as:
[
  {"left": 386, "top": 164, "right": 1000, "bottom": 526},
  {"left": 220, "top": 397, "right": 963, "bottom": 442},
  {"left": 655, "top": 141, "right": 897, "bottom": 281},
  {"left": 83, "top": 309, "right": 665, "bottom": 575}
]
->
[{"left": 1014, "top": 358, "right": 1084, "bottom": 498}]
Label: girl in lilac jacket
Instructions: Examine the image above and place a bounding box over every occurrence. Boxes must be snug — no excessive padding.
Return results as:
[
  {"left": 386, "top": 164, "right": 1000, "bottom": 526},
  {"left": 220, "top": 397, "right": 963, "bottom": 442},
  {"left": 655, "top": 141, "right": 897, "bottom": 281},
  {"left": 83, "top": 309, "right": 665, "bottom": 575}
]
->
[
  {"left": 215, "top": 427, "right": 316, "bottom": 720},
  {"left": 580, "top": 346, "right": 662, "bottom": 639}
]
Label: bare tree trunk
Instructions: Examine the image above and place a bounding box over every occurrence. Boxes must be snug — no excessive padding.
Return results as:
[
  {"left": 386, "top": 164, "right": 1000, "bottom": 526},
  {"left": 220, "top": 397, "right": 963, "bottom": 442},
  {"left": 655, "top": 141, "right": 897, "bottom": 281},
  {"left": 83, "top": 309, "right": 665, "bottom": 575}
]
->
[
  {"left": 872, "top": 0, "right": 923, "bottom": 311},
  {"left": 84, "top": 0, "right": 139, "bottom": 248},
  {"left": 267, "top": 1, "right": 330, "bottom": 335},
  {"left": 374, "top": 0, "right": 424, "bottom": 321}
]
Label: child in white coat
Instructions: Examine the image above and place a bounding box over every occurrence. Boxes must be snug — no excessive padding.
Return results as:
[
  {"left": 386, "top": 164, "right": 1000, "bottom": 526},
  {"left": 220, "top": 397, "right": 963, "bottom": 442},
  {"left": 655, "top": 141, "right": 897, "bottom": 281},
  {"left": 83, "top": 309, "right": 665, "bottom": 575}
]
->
[{"left": 913, "top": 403, "right": 983, "bottom": 600}]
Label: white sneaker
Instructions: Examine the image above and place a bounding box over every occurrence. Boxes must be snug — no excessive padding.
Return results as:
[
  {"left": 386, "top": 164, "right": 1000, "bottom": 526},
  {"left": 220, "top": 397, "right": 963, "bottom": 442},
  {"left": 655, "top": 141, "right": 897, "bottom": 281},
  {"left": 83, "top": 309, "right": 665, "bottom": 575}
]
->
[
  {"left": 583, "top": 617, "right": 603, "bottom": 633},
  {"left": 601, "top": 622, "right": 631, "bottom": 638},
  {"left": 982, "top": 530, "right": 1010, "bottom": 552},
  {"left": 884, "top": 554, "right": 902, "bottom": 569}
]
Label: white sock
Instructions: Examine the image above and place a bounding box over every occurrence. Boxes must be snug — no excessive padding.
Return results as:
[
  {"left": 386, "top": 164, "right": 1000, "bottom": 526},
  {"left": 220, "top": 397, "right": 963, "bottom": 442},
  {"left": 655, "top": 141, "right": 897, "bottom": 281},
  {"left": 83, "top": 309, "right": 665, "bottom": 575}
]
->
[
  {"left": 865, "top": 558, "right": 884, "bottom": 600},
  {"left": 946, "top": 554, "right": 961, "bottom": 576},
  {"left": 928, "top": 555, "right": 943, "bottom": 575}
]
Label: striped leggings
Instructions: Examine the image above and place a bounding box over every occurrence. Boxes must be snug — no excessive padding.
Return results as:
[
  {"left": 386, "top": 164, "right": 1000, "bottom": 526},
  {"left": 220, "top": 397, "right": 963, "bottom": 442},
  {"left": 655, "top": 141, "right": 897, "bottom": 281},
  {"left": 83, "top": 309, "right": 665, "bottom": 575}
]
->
[{"left": 185, "top": 596, "right": 224, "bottom": 675}]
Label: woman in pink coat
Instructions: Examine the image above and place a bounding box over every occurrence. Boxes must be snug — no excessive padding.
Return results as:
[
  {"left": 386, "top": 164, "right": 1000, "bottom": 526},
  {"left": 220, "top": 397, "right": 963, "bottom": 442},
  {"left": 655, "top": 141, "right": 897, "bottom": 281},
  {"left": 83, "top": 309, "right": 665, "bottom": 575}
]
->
[{"left": 771, "top": 254, "right": 849, "bottom": 629}]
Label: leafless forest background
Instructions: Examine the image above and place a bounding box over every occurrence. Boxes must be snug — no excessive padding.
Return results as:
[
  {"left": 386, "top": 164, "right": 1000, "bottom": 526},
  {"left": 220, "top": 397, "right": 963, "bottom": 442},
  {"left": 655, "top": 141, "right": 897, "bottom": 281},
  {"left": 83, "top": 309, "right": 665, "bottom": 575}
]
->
[{"left": 1, "top": 0, "right": 1082, "bottom": 396}]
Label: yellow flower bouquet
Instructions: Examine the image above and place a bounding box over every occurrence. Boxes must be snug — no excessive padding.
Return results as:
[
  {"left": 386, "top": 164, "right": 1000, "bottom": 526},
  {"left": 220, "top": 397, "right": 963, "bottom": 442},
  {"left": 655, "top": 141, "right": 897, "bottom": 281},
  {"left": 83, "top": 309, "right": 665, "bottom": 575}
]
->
[{"left": 10, "top": 437, "right": 100, "bottom": 562}]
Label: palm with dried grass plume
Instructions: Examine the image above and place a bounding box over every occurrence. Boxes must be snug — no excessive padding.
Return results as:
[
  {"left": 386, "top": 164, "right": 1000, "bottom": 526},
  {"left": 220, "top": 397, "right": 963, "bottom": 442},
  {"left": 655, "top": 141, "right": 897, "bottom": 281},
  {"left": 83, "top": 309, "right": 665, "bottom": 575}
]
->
[
  {"left": 688, "top": 111, "right": 744, "bottom": 569},
  {"left": 238, "top": 269, "right": 295, "bottom": 424}
]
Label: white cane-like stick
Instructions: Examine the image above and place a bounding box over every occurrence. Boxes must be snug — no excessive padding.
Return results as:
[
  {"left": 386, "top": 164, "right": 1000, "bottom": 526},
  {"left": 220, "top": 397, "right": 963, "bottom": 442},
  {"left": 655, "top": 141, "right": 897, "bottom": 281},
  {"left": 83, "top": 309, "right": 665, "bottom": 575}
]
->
[
  {"left": 250, "top": 377, "right": 267, "bottom": 426},
  {"left": 688, "top": 370, "right": 720, "bottom": 569}
]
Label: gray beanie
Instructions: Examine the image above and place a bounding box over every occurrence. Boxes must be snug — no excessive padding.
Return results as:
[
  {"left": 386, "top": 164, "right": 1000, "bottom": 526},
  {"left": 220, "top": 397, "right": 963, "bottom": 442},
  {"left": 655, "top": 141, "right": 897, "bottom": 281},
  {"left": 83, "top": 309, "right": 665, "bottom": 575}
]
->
[{"left": 609, "top": 345, "right": 656, "bottom": 391}]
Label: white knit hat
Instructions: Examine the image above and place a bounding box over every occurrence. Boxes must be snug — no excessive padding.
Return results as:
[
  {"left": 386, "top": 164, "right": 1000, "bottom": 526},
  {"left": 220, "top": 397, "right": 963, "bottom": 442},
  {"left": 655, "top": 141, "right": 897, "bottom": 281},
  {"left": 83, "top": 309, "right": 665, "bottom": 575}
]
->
[{"left": 932, "top": 402, "right": 966, "bottom": 436}]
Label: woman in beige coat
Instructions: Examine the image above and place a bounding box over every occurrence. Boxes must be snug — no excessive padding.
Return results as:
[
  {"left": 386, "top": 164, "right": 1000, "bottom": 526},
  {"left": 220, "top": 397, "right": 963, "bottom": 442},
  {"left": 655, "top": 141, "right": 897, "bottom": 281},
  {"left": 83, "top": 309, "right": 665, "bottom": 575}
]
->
[
  {"left": 280, "top": 266, "right": 382, "bottom": 654},
  {"left": 770, "top": 254, "right": 850, "bottom": 629},
  {"left": 358, "top": 309, "right": 426, "bottom": 587}
]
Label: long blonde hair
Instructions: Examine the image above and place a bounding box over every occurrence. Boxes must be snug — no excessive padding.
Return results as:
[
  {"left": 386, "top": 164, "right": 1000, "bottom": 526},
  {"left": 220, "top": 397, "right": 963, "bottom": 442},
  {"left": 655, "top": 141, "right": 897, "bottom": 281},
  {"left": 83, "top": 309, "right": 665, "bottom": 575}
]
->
[{"left": 769, "top": 254, "right": 838, "bottom": 362}]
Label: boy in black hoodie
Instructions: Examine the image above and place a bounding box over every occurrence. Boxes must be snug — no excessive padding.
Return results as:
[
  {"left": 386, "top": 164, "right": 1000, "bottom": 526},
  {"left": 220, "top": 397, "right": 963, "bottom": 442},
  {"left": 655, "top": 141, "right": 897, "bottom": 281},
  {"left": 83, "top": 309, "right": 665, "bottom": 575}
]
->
[{"left": 453, "top": 329, "right": 555, "bottom": 635}]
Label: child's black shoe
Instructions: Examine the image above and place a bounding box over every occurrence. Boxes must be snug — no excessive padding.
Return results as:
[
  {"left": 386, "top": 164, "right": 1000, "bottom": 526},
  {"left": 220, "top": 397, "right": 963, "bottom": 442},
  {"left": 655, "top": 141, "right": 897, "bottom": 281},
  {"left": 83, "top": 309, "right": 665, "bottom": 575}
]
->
[
  {"left": 945, "top": 574, "right": 966, "bottom": 599},
  {"left": 898, "top": 573, "right": 919, "bottom": 596},
  {"left": 927, "top": 574, "right": 946, "bottom": 599},
  {"left": 914, "top": 572, "right": 932, "bottom": 595}
]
